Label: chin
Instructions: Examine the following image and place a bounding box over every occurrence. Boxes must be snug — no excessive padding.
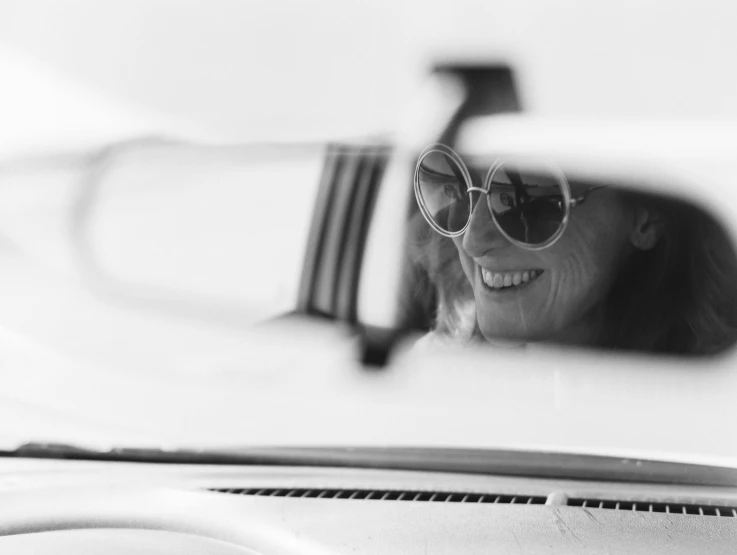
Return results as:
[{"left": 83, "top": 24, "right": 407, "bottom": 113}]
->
[{"left": 477, "top": 318, "right": 530, "bottom": 344}]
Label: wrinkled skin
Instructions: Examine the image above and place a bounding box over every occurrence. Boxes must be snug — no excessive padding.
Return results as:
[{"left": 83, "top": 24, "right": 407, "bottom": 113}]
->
[{"left": 452, "top": 187, "right": 639, "bottom": 345}]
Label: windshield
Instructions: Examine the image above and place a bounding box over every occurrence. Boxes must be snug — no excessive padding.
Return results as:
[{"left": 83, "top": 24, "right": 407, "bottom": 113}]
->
[{"left": 2, "top": 1, "right": 737, "bottom": 475}]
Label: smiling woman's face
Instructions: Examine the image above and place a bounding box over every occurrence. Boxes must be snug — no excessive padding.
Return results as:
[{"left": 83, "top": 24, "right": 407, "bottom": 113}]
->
[{"left": 452, "top": 184, "right": 635, "bottom": 343}]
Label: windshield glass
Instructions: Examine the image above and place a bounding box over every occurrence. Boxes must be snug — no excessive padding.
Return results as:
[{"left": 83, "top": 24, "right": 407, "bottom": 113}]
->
[{"left": 2, "top": 0, "right": 737, "bottom": 474}]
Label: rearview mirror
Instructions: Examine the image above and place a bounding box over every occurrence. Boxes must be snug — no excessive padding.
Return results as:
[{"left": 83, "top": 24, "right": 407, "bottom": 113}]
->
[{"left": 404, "top": 150, "right": 737, "bottom": 357}]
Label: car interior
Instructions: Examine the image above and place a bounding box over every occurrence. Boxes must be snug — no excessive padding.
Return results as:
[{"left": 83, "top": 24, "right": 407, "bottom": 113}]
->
[
  {"left": 3, "top": 58, "right": 737, "bottom": 555},
  {"left": 3, "top": 455, "right": 737, "bottom": 554}
]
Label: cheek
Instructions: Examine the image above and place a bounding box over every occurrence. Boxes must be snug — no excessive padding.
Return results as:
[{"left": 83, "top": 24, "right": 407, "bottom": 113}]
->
[
  {"left": 543, "top": 203, "right": 631, "bottom": 314},
  {"left": 452, "top": 237, "right": 476, "bottom": 284}
]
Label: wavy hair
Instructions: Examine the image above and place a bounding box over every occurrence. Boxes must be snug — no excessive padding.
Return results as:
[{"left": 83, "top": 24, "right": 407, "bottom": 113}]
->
[{"left": 406, "top": 189, "right": 737, "bottom": 355}]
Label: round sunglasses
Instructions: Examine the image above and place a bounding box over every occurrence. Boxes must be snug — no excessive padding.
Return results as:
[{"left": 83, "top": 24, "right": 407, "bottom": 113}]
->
[{"left": 414, "top": 143, "right": 606, "bottom": 250}]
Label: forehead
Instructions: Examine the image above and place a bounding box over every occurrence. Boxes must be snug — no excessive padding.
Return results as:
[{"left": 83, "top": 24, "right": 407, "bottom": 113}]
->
[
  {"left": 419, "top": 148, "right": 599, "bottom": 196},
  {"left": 433, "top": 150, "right": 582, "bottom": 193},
  {"left": 418, "top": 149, "right": 460, "bottom": 174}
]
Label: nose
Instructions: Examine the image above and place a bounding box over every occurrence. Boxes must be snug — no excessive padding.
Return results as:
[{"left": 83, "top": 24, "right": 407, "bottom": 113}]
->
[{"left": 461, "top": 194, "right": 509, "bottom": 258}]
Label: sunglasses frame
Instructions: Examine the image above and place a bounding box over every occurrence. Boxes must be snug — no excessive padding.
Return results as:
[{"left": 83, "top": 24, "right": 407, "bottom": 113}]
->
[{"left": 414, "top": 143, "right": 601, "bottom": 251}]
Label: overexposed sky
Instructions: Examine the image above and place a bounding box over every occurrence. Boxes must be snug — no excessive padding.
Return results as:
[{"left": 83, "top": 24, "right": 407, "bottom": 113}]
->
[{"left": 1, "top": 0, "right": 737, "bottom": 148}]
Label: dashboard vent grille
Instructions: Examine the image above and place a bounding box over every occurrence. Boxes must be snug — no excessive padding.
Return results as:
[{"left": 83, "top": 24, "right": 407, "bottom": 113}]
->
[
  {"left": 568, "top": 498, "right": 737, "bottom": 517},
  {"left": 211, "top": 488, "right": 547, "bottom": 504}
]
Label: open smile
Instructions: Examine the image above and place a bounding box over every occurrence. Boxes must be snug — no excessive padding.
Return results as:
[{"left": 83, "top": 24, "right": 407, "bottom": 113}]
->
[{"left": 479, "top": 267, "right": 544, "bottom": 292}]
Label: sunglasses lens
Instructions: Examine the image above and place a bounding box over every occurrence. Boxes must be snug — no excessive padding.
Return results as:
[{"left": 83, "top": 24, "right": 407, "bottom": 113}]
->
[
  {"left": 487, "top": 162, "right": 567, "bottom": 246},
  {"left": 416, "top": 150, "right": 470, "bottom": 234}
]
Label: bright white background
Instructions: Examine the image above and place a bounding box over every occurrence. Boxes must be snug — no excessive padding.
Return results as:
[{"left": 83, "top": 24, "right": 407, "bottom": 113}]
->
[{"left": 2, "top": 0, "right": 737, "bottom": 153}]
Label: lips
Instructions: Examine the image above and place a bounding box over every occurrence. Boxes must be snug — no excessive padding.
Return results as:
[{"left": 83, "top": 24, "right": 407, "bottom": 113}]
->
[{"left": 480, "top": 268, "right": 543, "bottom": 290}]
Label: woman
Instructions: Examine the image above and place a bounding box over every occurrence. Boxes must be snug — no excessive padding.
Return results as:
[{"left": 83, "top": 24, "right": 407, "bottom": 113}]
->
[{"left": 408, "top": 144, "right": 737, "bottom": 355}]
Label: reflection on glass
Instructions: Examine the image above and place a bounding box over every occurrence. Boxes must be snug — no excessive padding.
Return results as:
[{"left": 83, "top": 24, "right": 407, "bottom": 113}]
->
[{"left": 408, "top": 158, "right": 737, "bottom": 356}]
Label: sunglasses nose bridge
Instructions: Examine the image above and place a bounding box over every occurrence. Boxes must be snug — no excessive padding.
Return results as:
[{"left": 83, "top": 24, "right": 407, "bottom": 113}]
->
[
  {"left": 458, "top": 186, "right": 510, "bottom": 258},
  {"left": 466, "top": 186, "right": 489, "bottom": 210},
  {"left": 465, "top": 186, "right": 491, "bottom": 228}
]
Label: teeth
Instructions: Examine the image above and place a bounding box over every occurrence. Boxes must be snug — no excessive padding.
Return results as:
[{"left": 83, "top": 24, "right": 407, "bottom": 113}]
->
[{"left": 481, "top": 268, "right": 542, "bottom": 290}]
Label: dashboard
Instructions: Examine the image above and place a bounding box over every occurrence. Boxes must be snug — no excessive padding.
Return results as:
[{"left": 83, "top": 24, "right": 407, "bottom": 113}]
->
[{"left": 2, "top": 457, "right": 736, "bottom": 554}]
